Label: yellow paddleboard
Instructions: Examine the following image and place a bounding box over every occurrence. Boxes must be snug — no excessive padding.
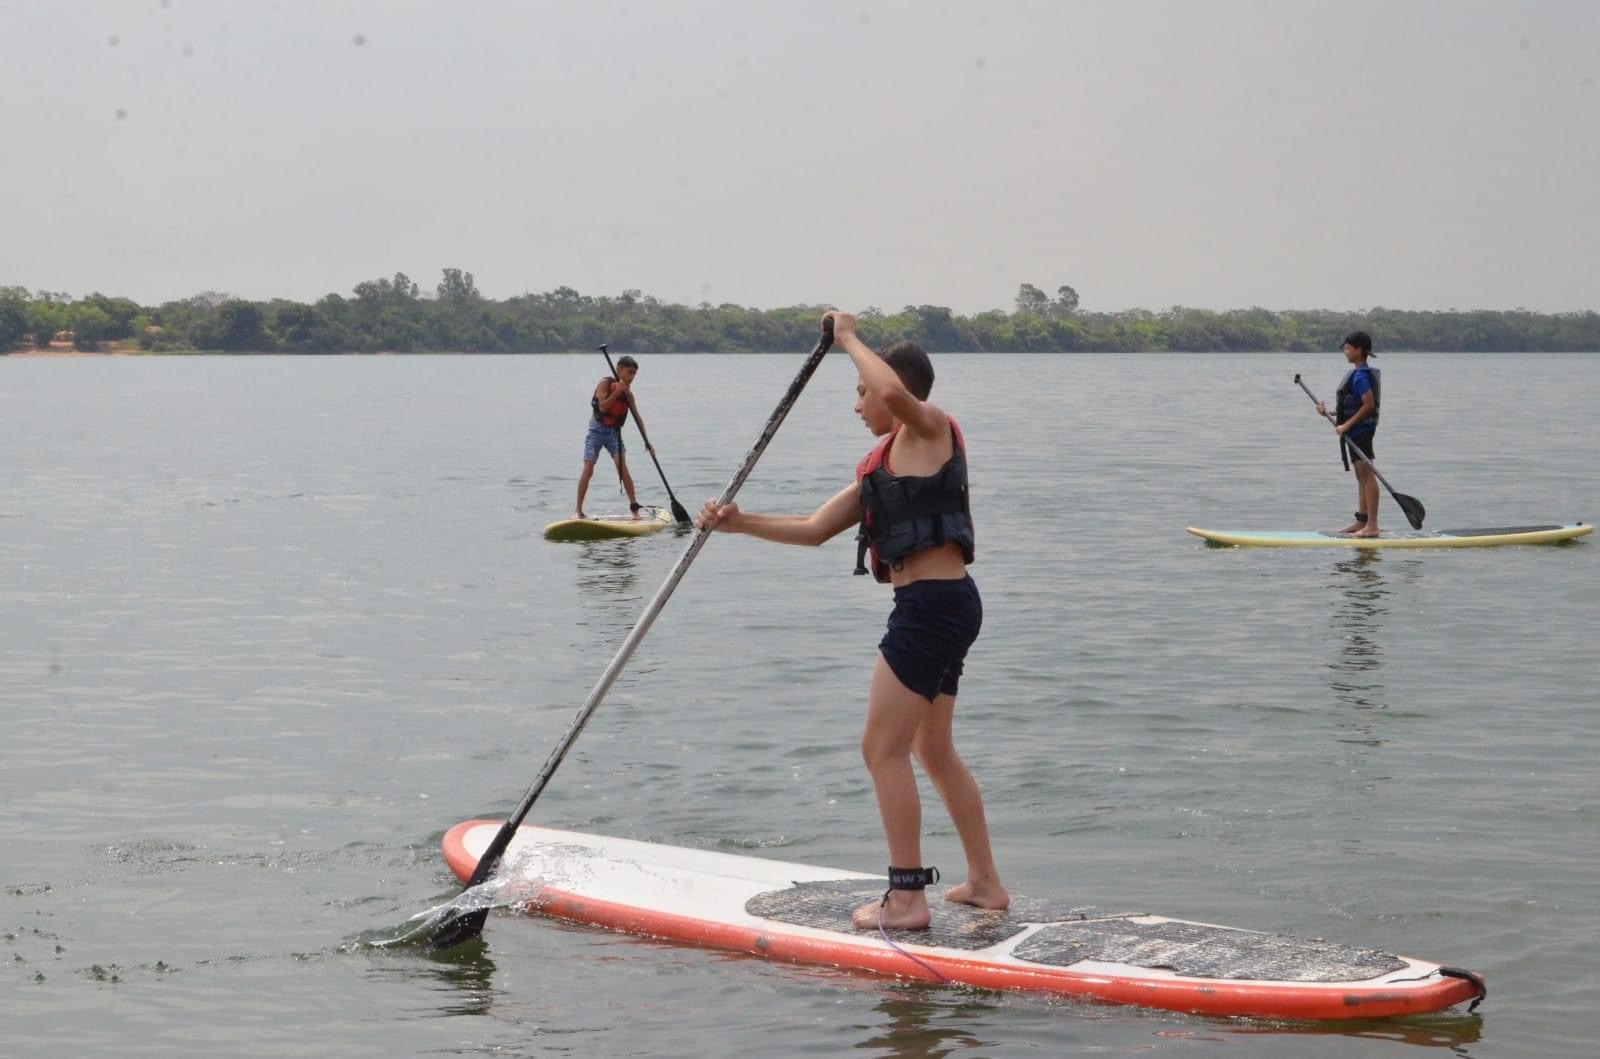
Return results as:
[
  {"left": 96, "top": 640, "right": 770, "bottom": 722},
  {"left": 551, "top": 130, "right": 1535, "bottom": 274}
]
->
[
  {"left": 545, "top": 506, "right": 676, "bottom": 542},
  {"left": 1186, "top": 522, "right": 1591, "bottom": 549}
]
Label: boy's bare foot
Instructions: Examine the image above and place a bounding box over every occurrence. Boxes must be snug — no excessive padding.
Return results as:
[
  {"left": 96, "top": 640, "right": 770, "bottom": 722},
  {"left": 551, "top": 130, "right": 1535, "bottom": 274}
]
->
[
  {"left": 572, "top": 511, "right": 586, "bottom": 521},
  {"left": 1352, "top": 528, "right": 1380, "bottom": 539},
  {"left": 944, "top": 879, "right": 1011, "bottom": 911},
  {"left": 852, "top": 891, "right": 930, "bottom": 930},
  {"left": 1337, "top": 521, "right": 1366, "bottom": 535}
]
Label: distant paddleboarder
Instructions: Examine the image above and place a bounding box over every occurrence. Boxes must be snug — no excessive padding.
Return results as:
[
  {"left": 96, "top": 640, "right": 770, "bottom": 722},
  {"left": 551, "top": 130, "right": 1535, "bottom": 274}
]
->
[
  {"left": 576, "top": 355, "right": 651, "bottom": 520},
  {"left": 698, "top": 310, "right": 1008, "bottom": 931},
  {"left": 1315, "top": 331, "right": 1382, "bottom": 537}
]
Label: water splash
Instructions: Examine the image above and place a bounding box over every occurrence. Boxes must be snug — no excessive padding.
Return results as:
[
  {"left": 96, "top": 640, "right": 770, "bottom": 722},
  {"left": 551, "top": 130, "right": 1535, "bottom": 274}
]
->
[{"left": 344, "top": 872, "right": 544, "bottom": 951}]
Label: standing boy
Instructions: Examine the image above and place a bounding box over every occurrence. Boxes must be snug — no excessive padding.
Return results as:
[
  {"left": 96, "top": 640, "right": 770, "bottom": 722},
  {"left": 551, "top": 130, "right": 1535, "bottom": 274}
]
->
[
  {"left": 1316, "top": 330, "right": 1381, "bottom": 537},
  {"left": 698, "top": 311, "right": 1008, "bottom": 931},
  {"left": 575, "top": 355, "right": 649, "bottom": 520}
]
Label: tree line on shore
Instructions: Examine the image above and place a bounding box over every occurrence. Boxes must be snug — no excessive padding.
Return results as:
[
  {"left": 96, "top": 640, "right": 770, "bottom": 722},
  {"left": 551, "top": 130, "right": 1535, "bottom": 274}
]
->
[{"left": 4, "top": 272, "right": 1597, "bottom": 354}]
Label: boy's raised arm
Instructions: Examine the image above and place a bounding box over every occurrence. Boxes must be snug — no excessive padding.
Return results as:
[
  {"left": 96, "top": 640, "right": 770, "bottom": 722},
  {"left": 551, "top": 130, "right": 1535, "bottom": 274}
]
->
[{"left": 826, "top": 311, "right": 947, "bottom": 440}]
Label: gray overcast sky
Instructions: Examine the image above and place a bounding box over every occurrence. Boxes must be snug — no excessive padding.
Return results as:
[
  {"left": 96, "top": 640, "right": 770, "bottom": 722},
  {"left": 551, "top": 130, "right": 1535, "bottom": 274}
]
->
[{"left": 3, "top": 0, "right": 1597, "bottom": 312}]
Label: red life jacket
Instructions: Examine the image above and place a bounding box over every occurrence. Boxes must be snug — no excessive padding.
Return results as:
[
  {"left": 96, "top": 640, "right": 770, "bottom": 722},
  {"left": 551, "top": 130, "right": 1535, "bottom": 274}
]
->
[
  {"left": 854, "top": 417, "right": 975, "bottom": 583},
  {"left": 591, "top": 377, "right": 629, "bottom": 429}
]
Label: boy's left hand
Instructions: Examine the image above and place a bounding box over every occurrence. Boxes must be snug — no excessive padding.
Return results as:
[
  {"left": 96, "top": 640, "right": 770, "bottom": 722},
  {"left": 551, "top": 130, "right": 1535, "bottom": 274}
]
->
[
  {"left": 822, "top": 310, "right": 857, "bottom": 340},
  {"left": 697, "top": 498, "right": 740, "bottom": 532}
]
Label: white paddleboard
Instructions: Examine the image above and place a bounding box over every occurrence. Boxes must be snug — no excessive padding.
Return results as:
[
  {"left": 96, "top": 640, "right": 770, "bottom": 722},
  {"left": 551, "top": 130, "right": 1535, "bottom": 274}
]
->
[{"left": 443, "top": 821, "right": 1484, "bottom": 1020}]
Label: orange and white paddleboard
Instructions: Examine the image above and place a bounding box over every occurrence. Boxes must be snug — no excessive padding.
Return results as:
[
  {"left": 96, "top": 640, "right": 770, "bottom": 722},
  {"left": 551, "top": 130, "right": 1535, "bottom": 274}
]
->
[{"left": 442, "top": 821, "right": 1483, "bottom": 1021}]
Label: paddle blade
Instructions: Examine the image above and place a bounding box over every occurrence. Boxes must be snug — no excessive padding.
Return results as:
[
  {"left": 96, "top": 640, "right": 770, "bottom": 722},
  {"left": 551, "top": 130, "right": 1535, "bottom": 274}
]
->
[
  {"left": 347, "top": 886, "right": 498, "bottom": 951},
  {"left": 427, "top": 907, "right": 489, "bottom": 950},
  {"left": 1396, "top": 492, "right": 1427, "bottom": 530},
  {"left": 670, "top": 497, "right": 691, "bottom": 525}
]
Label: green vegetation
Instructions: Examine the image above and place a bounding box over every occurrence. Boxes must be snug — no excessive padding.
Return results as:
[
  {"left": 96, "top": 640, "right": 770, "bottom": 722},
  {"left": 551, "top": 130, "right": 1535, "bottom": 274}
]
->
[{"left": 3, "top": 276, "right": 1597, "bottom": 354}]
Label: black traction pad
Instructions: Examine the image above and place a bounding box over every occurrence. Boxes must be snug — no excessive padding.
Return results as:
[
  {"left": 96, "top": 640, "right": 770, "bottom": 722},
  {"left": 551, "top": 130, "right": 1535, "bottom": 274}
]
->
[
  {"left": 1437, "top": 525, "right": 1561, "bottom": 537},
  {"left": 1012, "top": 919, "right": 1408, "bottom": 982},
  {"left": 745, "top": 878, "right": 1120, "bottom": 951}
]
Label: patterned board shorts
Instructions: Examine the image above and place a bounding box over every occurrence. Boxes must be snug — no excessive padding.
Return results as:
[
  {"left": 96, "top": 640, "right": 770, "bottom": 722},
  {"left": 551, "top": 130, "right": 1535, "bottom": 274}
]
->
[{"left": 584, "top": 422, "right": 625, "bottom": 463}]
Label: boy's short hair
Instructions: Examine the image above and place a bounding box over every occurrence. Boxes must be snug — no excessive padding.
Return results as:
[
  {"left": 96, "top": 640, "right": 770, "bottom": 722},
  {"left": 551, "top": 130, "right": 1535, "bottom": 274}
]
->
[
  {"left": 879, "top": 341, "right": 934, "bottom": 400},
  {"left": 1343, "top": 331, "right": 1373, "bottom": 355},
  {"left": 616, "top": 355, "right": 639, "bottom": 371}
]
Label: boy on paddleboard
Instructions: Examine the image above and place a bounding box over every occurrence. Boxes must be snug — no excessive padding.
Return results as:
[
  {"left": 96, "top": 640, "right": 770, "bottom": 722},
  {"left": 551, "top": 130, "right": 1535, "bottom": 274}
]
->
[
  {"left": 698, "top": 311, "right": 1008, "bottom": 931},
  {"left": 1314, "top": 331, "right": 1381, "bottom": 537},
  {"left": 576, "top": 355, "right": 652, "bottom": 520}
]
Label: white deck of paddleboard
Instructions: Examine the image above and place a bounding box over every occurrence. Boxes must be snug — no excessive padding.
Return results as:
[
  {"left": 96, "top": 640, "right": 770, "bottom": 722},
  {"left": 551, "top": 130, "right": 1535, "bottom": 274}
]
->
[{"left": 454, "top": 822, "right": 1449, "bottom": 993}]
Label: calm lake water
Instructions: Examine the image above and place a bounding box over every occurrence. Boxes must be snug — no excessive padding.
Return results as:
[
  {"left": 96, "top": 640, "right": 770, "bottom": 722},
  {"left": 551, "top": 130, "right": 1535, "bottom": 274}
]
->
[{"left": 2, "top": 351, "right": 1596, "bottom": 1057}]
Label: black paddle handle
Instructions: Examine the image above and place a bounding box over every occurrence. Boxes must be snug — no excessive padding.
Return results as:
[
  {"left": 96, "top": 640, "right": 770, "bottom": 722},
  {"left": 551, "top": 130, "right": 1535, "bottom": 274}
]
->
[{"left": 464, "top": 320, "right": 835, "bottom": 889}]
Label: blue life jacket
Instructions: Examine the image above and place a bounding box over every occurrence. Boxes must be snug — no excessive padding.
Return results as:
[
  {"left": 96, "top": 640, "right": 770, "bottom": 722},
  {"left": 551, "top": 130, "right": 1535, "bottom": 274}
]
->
[{"left": 1336, "top": 365, "right": 1380, "bottom": 435}]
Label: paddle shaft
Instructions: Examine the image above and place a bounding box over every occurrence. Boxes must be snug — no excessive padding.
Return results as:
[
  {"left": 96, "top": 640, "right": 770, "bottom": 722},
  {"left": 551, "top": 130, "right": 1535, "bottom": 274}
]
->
[
  {"left": 599, "top": 343, "right": 690, "bottom": 523},
  {"left": 462, "top": 322, "right": 835, "bottom": 891}
]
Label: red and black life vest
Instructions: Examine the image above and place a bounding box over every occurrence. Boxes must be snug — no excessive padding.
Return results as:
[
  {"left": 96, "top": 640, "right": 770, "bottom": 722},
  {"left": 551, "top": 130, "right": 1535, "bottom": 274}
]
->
[
  {"left": 591, "top": 377, "right": 629, "bottom": 429},
  {"left": 854, "top": 418, "right": 975, "bottom": 582}
]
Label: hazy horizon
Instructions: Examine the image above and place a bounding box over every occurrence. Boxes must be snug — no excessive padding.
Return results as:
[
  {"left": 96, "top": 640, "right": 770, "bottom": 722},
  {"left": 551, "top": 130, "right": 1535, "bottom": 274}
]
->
[{"left": 3, "top": 1, "right": 1597, "bottom": 314}]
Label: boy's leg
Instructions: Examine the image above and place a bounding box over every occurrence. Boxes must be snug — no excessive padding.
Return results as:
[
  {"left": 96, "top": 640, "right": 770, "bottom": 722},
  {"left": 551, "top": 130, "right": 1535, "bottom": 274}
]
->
[
  {"left": 1338, "top": 439, "right": 1366, "bottom": 534},
  {"left": 852, "top": 655, "right": 933, "bottom": 930},
  {"left": 1355, "top": 463, "right": 1380, "bottom": 536},
  {"left": 574, "top": 460, "right": 596, "bottom": 519},
  {"left": 913, "top": 694, "right": 1009, "bottom": 910}
]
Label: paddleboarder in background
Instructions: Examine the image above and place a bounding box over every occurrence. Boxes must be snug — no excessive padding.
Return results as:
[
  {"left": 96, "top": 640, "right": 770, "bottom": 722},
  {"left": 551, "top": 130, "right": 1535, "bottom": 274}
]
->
[
  {"left": 576, "top": 355, "right": 651, "bottom": 520},
  {"left": 1315, "top": 331, "right": 1381, "bottom": 537},
  {"left": 698, "top": 310, "right": 1008, "bottom": 931}
]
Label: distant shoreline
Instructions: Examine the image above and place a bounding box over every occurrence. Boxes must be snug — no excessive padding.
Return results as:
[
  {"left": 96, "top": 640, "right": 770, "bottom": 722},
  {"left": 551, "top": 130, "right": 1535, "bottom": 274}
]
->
[
  {"left": 7, "top": 273, "right": 1599, "bottom": 355},
  {"left": 10, "top": 343, "right": 1600, "bottom": 358}
]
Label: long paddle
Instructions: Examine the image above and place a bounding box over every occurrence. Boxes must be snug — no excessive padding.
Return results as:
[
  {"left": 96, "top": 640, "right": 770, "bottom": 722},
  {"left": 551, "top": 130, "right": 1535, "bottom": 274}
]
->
[
  {"left": 1294, "top": 373, "right": 1426, "bottom": 530},
  {"left": 599, "top": 343, "right": 691, "bottom": 525},
  {"left": 424, "top": 319, "right": 835, "bottom": 949}
]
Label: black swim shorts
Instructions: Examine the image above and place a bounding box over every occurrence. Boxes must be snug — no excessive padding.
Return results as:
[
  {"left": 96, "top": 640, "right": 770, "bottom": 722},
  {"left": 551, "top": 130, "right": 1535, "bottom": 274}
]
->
[
  {"left": 1342, "top": 431, "right": 1375, "bottom": 470},
  {"left": 879, "top": 575, "right": 983, "bottom": 702}
]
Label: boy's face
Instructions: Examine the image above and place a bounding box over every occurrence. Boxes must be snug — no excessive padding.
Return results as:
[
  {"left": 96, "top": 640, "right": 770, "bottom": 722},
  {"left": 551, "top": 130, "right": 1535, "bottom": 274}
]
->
[
  {"left": 1341, "top": 343, "right": 1362, "bottom": 363},
  {"left": 618, "top": 365, "right": 638, "bottom": 384},
  {"left": 854, "top": 376, "right": 895, "bottom": 436}
]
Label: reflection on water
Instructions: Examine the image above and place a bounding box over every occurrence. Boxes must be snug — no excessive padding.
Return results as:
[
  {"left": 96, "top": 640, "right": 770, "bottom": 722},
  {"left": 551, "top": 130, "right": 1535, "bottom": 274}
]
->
[
  {"left": 1323, "top": 550, "right": 1392, "bottom": 852},
  {"left": 575, "top": 540, "right": 642, "bottom": 598},
  {"left": 1225, "top": 1013, "right": 1483, "bottom": 1051},
  {"left": 853, "top": 987, "right": 995, "bottom": 1057},
  {"left": 361, "top": 939, "right": 499, "bottom": 1019},
  {"left": 1325, "top": 551, "right": 1392, "bottom": 755},
  {"left": 848, "top": 980, "right": 1483, "bottom": 1056},
  {"left": 572, "top": 541, "right": 646, "bottom": 653},
  {"left": 1327, "top": 550, "right": 1387, "bottom": 700},
  {"left": 416, "top": 942, "right": 498, "bottom": 1018}
]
